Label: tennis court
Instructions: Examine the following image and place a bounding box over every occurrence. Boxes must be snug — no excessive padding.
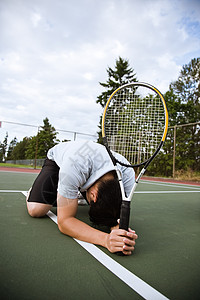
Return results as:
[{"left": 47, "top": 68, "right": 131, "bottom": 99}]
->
[{"left": 0, "top": 168, "right": 199, "bottom": 300}]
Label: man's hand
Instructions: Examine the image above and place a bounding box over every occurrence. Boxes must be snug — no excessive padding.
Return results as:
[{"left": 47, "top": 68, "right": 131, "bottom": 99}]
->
[
  {"left": 105, "top": 228, "right": 138, "bottom": 255},
  {"left": 57, "top": 193, "right": 138, "bottom": 255}
]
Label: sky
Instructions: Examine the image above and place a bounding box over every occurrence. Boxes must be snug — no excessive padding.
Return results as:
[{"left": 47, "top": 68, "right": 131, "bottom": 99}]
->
[{"left": 0, "top": 0, "right": 200, "bottom": 143}]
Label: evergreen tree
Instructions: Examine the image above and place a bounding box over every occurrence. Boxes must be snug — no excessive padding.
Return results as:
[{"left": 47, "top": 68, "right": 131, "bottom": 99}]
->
[
  {"left": 37, "top": 117, "right": 59, "bottom": 158},
  {"left": 96, "top": 57, "right": 137, "bottom": 142},
  {"left": 97, "top": 56, "right": 137, "bottom": 108},
  {"left": 25, "top": 118, "right": 59, "bottom": 159},
  {"left": 6, "top": 137, "right": 18, "bottom": 160},
  {"left": 0, "top": 133, "right": 8, "bottom": 162}
]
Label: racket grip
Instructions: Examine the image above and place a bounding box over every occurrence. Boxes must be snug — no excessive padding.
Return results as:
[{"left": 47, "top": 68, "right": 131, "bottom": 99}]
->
[{"left": 119, "top": 200, "right": 130, "bottom": 231}]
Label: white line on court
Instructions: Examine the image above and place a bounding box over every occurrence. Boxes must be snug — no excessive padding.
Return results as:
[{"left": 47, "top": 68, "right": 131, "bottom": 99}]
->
[
  {"left": 0, "top": 190, "right": 28, "bottom": 193},
  {"left": 141, "top": 180, "right": 200, "bottom": 190},
  {"left": 4, "top": 189, "right": 199, "bottom": 299},
  {"left": 46, "top": 210, "right": 169, "bottom": 300},
  {"left": 17, "top": 190, "right": 169, "bottom": 299}
]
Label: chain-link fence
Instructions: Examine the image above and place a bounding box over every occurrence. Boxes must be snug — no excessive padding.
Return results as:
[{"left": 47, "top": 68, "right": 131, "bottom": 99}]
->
[
  {"left": 169, "top": 122, "right": 200, "bottom": 179},
  {"left": 0, "top": 120, "right": 98, "bottom": 168},
  {"left": 147, "top": 121, "right": 200, "bottom": 180},
  {"left": 1, "top": 120, "right": 200, "bottom": 179}
]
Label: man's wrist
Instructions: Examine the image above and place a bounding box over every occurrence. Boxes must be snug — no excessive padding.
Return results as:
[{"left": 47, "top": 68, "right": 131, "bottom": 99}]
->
[{"left": 99, "top": 231, "right": 109, "bottom": 249}]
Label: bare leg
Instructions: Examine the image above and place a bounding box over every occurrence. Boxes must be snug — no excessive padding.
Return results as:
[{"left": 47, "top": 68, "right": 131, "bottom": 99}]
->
[
  {"left": 26, "top": 188, "right": 52, "bottom": 217},
  {"left": 27, "top": 202, "right": 52, "bottom": 217}
]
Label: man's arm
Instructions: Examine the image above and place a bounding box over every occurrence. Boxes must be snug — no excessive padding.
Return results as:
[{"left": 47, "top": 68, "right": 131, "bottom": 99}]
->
[{"left": 57, "top": 193, "right": 137, "bottom": 255}]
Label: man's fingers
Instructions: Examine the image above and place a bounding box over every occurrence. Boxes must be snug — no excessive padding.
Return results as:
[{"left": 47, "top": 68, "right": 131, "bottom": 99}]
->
[
  {"left": 122, "top": 249, "right": 132, "bottom": 256},
  {"left": 114, "top": 229, "right": 138, "bottom": 239},
  {"left": 123, "top": 237, "right": 136, "bottom": 246},
  {"left": 107, "top": 228, "right": 138, "bottom": 254},
  {"left": 128, "top": 228, "right": 138, "bottom": 239}
]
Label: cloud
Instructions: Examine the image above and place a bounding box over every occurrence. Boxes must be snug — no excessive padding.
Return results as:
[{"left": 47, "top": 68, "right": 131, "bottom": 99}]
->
[
  {"left": 0, "top": 0, "right": 199, "bottom": 144},
  {"left": 31, "top": 13, "right": 42, "bottom": 27}
]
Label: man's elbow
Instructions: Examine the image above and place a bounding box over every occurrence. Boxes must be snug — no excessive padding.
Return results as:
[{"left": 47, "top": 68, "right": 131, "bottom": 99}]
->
[
  {"left": 57, "top": 218, "right": 65, "bottom": 234},
  {"left": 57, "top": 216, "right": 72, "bottom": 235}
]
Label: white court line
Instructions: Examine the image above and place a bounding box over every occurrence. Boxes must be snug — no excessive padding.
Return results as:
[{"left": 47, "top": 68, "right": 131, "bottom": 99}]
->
[
  {"left": 141, "top": 180, "right": 200, "bottom": 190},
  {"left": 0, "top": 190, "right": 28, "bottom": 193},
  {"left": 4, "top": 189, "right": 199, "bottom": 299},
  {"left": 22, "top": 191, "right": 28, "bottom": 196},
  {"left": 18, "top": 191, "right": 168, "bottom": 300},
  {"left": 46, "top": 210, "right": 169, "bottom": 300}
]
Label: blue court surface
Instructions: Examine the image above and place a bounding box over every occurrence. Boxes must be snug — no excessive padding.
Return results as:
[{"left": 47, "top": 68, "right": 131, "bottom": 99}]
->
[{"left": 0, "top": 169, "right": 200, "bottom": 300}]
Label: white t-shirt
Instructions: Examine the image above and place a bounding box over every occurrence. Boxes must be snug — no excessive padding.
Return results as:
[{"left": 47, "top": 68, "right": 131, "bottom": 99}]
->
[{"left": 47, "top": 140, "right": 135, "bottom": 199}]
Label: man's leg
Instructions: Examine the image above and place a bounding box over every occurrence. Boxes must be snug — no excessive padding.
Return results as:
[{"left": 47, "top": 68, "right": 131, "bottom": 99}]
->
[
  {"left": 26, "top": 188, "right": 52, "bottom": 217},
  {"left": 26, "top": 158, "right": 59, "bottom": 218},
  {"left": 27, "top": 202, "right": 52, "bottom": 217}
]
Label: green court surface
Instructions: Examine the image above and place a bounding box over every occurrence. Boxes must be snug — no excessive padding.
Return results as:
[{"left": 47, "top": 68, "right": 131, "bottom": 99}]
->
[{"left": 0, "top": 170, "right": 200, "bottom": 300}]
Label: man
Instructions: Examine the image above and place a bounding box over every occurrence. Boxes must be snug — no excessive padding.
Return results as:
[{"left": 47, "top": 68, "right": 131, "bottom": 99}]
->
[{"left": 26, "top": 140, "right": 138, "bottom": 255}]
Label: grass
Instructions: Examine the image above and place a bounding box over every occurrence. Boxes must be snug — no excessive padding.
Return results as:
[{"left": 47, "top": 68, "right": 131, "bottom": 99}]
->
[
  {"left": 174, "top": 169, "right": 200, "bottom": 182},
  {"left": 0, "top": 163, "right": 42, "bottom": 169}
]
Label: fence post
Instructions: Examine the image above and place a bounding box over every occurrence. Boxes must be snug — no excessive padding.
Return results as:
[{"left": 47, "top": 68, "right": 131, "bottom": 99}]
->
[{"left": 173, "top": 125, "right": 176, "bottom": 179}]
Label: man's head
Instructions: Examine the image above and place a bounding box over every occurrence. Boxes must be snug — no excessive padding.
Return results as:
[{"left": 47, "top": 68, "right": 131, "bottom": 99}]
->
[{"left": 86, "top": 171, "right": 122, "bottom": 228}]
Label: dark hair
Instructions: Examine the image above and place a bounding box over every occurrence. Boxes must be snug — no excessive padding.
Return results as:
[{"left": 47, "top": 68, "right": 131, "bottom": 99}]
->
[{"left": 88, "top": 174, "right": 122, "bottom": 228}]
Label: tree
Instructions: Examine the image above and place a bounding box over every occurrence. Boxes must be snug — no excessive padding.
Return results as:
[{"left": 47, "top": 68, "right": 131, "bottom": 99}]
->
[
  {"left": 37, "top": 117, "right": 59, "bottom": 158},
  {"left": 25, "top": 118, "right": 59, "bottom": 159},
  {"left": 10, "top": 137, "right": 31, "bottom": 160},
  {"left": 147, "top": 57, "right": 200, "bottom": 176},
  {"left": 169, "top": 57, "right": 200, "bottom": 172},
  {"left": 0, "top": 133, "right": 8, "bottom": 162},
  {"left": 170, "top": 57, "right": 200, "bottom": 124},
  {"left": 6, "top": 137, "right": 18, "bottom": 160},
  {"left": 97, "top": 57, "right": 137, "bottom": 108},
  {"left": 96, "top": 57, "right": 137, "bottom": 142}
]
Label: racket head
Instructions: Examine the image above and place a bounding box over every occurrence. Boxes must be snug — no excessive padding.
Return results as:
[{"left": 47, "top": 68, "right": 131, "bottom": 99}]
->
[{"left": 102, "top": 82, "right": 168, "bottom": 167}]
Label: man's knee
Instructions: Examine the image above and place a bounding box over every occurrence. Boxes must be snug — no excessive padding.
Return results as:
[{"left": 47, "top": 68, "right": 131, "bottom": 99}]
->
[{"left": 27, "top": 202, "right": 52, "bottom": 218}]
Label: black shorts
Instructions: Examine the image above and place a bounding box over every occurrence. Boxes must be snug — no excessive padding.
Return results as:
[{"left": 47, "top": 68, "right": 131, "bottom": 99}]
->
[{"left": 27, "top": 158, "right": 60, "bottom": 206}]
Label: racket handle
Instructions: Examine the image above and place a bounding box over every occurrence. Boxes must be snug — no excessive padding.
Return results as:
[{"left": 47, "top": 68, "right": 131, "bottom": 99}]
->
[{"left": 119, "top": 200, "right": 130, "bottom": 231}]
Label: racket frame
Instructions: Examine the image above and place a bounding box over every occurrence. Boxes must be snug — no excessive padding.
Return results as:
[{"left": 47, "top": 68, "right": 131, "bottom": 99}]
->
[{"left": 102, "top": 82, "right": 168, "bottom": 231}]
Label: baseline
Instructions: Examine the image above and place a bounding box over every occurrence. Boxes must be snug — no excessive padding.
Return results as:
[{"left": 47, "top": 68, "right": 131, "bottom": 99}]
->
[
  {"left": 0, "top": 189, "right": 28, "bottom": 193},
  {"left": 141, "top": 180, "right": 200, "bottom": 190}
]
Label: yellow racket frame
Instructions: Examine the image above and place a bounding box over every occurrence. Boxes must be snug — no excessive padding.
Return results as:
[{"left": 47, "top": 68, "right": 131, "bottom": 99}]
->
[{"left": 102, "top": 82, "right": 168, "bottom": 143}]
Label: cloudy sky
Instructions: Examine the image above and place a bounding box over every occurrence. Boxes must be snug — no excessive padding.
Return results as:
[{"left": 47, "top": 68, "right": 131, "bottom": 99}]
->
[{"left": 0, "top": 0, "right": 200, "bottom": 143}]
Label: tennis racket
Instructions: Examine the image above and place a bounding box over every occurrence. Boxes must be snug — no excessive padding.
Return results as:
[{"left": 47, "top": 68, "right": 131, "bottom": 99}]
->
[{"left": 102, "top": 82, "right": 168, "bottom": 231}]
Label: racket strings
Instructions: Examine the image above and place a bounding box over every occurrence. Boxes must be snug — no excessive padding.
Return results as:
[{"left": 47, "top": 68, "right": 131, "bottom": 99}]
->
[{"left": 104, "top": 86, "right": 165, "bottom": 165}]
